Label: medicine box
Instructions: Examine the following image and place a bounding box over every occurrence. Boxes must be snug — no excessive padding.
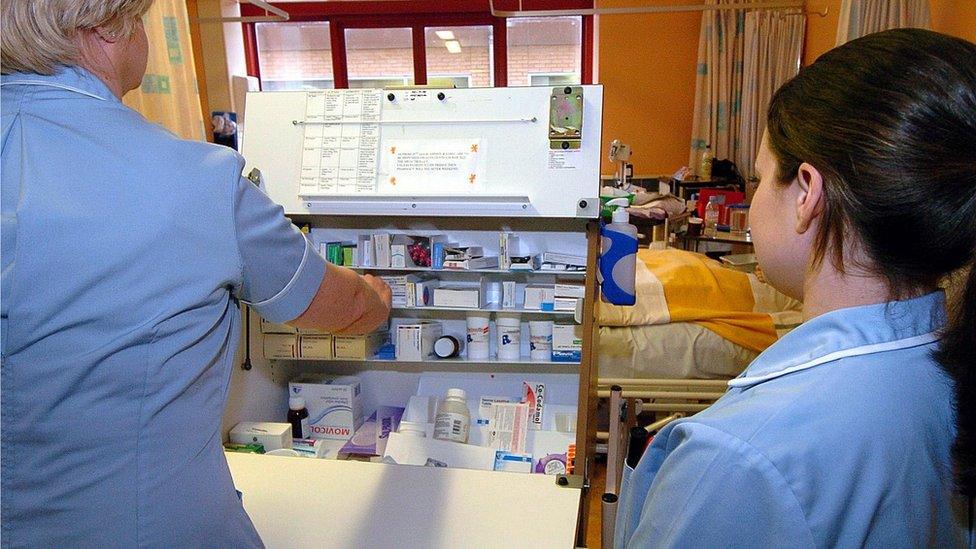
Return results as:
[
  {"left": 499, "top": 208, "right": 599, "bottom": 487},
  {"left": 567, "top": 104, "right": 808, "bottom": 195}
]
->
[
  {"left": 333, "top": 330, "right": 388, "bottom": 360},
  {"left": 433, "top": 285, "right": 483, "bottom": 309},
  {"left": 554, "top": 282, "right": 585, "bottom": 299},
  {"left": 289, "top": 375, "right": 364, "bottom": 440},
  {"left": 263, "top": 334, "right": 298, "bottom": 359},
  {"left": 299, "top": 334, "right": 334, "bottom": 360},
  {"left": 260, "top": 317, "right": 297, "bottom": 334},
  {"left": 229, "top": 422, "right": 292, "bottom": 451},
  {"left": 523, "top": 285, "right": 556, "bottom": 311},
  {"left": 396, "top": 322, "right": 444, "bottom": 361},
  {"left": 552, "top": 324, "right": 583, "bottom": 362}
]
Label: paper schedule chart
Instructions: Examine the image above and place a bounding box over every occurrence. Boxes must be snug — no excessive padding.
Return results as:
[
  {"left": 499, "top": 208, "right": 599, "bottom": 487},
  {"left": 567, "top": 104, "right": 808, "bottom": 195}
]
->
[{"left": 300, "top": 89, "right": 382, "bottom": 195}]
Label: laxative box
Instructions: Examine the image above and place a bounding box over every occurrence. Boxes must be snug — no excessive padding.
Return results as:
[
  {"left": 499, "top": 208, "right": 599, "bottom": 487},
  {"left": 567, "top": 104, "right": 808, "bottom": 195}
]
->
[
  {"left": 552, "top": 324, "right": 583, "bottom": 362},
  {"left": 263, "top": 334, "right": 298, "bottom": 359},
  {"left": 289, "top": 375, "right": 364, "bottom": 440}
]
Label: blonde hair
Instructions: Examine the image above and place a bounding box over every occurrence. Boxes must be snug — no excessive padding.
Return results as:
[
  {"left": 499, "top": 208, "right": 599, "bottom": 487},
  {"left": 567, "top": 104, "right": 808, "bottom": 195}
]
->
[{"left": 1, "top": 0, "right": 153, "bottom": 75}]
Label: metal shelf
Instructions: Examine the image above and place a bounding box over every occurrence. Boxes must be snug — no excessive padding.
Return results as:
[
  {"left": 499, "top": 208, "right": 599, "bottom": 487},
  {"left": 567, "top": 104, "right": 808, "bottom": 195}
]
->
[
  {"left": 273, "top": 355, "right": 581, "bottom": 366},
  {"left": 389, "top": 304, "right": 577, "bottom": 316},
  {"left": 350, "top": 266, "right": 587, "bottom": 277}
]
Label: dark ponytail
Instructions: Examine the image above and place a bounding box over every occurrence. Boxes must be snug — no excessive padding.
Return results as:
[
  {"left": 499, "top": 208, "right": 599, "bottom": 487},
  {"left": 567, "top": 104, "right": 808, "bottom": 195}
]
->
[{"left": 765, "top": 28, "right": 976, "bottom": 496}]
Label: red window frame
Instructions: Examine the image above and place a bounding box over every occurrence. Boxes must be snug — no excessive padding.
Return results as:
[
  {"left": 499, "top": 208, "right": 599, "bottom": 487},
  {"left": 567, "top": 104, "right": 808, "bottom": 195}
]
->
[{"left": 242, "top": 0, "right": 594, "bottom": 89}]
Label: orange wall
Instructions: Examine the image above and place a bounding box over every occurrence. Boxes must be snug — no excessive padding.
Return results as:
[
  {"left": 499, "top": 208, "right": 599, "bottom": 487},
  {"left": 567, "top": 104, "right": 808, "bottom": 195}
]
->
[
  {"left": 597, "top": 0, "right": 701, "bottom": 175},
  {"left": 599, "top": 1, "right": 976, "bottom": 176}
]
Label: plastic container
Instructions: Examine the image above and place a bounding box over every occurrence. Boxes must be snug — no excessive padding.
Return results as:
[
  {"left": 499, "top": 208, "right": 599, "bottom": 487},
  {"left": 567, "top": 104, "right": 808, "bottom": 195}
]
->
[
  {"left": 599, "top": 198, "right": 638, "bottom": 306},
  {"left": 433, "top": 388, "right": 471, "bottom": 444},
  {"left": 699, "top": 145, "right": 713, "bottom": 180},
  {"left": 496, "top": 313, "right": 522, "bottom": 361},
  {"left": 433, "top": 335, "right": 463, "bottom": 359},
  {"left": 465, "top": 312, "right": 490, "bottom": 360},
  {"left": 528, "top": 321, "right": 554, "bottom": 361},
  {"left": 704, "top": 196, "right": 721, "bottom": 238},
  {"left": 287, "top": 396, "right": 310, "bottom": 439}
]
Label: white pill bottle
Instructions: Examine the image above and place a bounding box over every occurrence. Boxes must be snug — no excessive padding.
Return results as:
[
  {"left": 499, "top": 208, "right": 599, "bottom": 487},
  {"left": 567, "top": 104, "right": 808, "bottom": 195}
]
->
[{"left": 433, "top": 388, "right": 471, "bottom": 444}]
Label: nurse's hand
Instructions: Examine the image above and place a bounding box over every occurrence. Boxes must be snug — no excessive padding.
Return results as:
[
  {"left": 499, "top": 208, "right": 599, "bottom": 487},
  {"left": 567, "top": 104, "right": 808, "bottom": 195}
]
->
[{"left": 289, "top": 264, "right": 393, "bottom": 335}]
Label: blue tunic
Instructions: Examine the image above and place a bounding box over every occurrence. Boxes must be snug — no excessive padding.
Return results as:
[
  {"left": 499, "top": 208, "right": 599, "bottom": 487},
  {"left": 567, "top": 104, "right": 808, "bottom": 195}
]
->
[
  {"left": 1, "top": 67, "right": 326, "bottom": 547},
  {"left": 615, "top": 291, "right": 969, "bottom": 548}
]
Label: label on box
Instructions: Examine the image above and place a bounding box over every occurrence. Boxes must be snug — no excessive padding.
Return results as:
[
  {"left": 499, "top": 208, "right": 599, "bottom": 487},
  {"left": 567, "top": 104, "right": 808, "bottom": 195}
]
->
[{"left": 289, "top": 376, "right": 363, "bottom": 440}]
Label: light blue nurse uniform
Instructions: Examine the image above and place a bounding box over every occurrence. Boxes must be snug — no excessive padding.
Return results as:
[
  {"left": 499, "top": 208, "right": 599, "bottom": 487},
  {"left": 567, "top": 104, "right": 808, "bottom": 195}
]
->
[
  {"left": 1, "top": 67, "right": 327, "bottom": 547},
  {"left": 614, "top": 291, "right": 970, "bottom": 548}
]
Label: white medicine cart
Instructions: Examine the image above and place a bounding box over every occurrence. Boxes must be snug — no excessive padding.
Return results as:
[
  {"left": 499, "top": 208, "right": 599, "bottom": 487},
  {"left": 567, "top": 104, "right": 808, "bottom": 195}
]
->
[{"left": 226, "top": 85, "right": 604, "bottom": 548}]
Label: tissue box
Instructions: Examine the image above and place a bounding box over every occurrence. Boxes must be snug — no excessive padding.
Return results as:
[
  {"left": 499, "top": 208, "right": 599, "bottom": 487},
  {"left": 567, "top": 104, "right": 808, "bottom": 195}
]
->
[
  {"left": 263, "top": 334, "right": 297, "bottom": 359},
  {"left": 523, "top": 285, "right": 556, "bottom": 311},
  {"left": 289, "top": 375, "right": 364, "bottom": 440},
  {"left": 299, "top": 334, "right": 334, "bottom": 359},
  {"left": 552, "top": 324, "right": 583, "bottom": 362},
  {"left": 333, "top": 331, "right": 388, "bottom": 360},
  {"left": 396, "top": 322, "right": 443, "bottom": 361},
  {"left": 229, "top": 422, "right": 292, "bottom": 451}
]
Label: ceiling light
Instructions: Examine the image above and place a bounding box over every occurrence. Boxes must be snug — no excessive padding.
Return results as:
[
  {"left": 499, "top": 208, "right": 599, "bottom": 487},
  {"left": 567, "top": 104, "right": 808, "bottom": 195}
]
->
[
  {"left": 435, "top": 30, "right": 455, "bottom": 40},
  {"left": 445, "top": 40, "right": 461, "bottom": 54}
]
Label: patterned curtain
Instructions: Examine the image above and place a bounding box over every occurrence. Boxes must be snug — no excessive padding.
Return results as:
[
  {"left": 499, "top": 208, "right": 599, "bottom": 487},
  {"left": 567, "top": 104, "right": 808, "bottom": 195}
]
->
[
  {"left": 736, "top": 9, "right": 805, "bottom": 180},
  {"left": 689, "top": 0, "right": 745, "bottom": 175},
  {"left": 836, "top": 0, "right": 931, "bottom": 45},
  {"left": 689, "top": 1, "right": 805, "bottom": 179},
  {"left": 123, "top": 0, "right": 205, "bottom": 141}
]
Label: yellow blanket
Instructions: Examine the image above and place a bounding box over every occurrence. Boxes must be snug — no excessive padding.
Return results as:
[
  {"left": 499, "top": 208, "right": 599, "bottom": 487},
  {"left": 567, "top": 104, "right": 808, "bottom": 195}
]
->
[{"left": 598, "top": 249, "right": 781, "bottom": 352}]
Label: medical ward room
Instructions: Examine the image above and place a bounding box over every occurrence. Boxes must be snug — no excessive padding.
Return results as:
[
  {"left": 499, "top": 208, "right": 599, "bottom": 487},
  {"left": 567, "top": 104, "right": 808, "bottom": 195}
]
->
[{"left": 2, "top": 0, "right": 976, "bottom": 547}]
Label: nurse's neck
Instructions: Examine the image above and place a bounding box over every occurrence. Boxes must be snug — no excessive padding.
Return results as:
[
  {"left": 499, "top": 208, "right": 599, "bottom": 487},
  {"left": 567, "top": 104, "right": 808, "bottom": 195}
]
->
[
  {"left": 76, "top": 31, "right": 141, "bottom": 100},
  {"left": 801, "top": 253, "right": 934, "bottom": 321}
]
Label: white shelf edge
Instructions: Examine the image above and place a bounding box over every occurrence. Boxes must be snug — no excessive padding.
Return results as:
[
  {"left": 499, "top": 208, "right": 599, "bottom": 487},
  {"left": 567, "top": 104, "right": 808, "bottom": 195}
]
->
[
  {"left": 269, "top": 356, "right": 581, "bottom": 366},
  {"left": 388, "top": 305, "right": 577, "bottom": 316},
  {"left": 348, "top": 266, "right": 587, "bottom": 276}
]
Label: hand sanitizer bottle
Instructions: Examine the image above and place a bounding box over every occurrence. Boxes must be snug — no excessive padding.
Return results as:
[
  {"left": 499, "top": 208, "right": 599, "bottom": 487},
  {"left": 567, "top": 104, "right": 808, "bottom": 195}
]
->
[{"left": 599, "top": 198, "right": 638, "bottom": 306}]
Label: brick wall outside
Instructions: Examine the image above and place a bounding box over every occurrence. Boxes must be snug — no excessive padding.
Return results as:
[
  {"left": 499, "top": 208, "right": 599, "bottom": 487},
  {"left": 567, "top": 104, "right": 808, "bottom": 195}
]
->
[{"left": 260, "top": 44, "right": 579, "bottom": 87}]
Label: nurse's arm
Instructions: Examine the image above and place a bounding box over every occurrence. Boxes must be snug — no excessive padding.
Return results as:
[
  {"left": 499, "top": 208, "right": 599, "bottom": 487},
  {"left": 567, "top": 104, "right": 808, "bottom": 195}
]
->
[
  {"left": 623, "top": 424, "right": 814, "bottom": 548},
  {"left": 289, "top": 263, "right": 392, "bottom": 335}
]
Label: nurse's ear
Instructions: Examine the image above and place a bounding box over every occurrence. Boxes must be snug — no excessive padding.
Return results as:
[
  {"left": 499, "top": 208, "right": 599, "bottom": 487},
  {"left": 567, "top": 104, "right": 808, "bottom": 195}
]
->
[{"left": 794, "top": 162, "right": 825, "bottom": 234}]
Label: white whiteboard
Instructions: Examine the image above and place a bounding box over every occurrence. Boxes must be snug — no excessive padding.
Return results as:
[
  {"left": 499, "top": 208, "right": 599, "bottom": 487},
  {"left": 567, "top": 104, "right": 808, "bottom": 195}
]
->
[{"left": 241, "top": 86, "right": 604, "bottom": 218}]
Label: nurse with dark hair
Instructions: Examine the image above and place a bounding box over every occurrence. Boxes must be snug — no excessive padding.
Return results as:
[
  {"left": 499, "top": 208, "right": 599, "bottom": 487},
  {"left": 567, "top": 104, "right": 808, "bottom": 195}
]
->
[{"left": 615, "top": 28, "right": 975, "bottom": 547}]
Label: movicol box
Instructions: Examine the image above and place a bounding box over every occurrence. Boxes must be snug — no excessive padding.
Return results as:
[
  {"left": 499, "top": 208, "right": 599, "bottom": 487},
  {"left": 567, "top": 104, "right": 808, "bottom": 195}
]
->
[
  {"left": 552, "top": 324, "right": 583, "bottom": 362},
  {"left": 288, "top": 375, "right": 364, "bottom": 440}
]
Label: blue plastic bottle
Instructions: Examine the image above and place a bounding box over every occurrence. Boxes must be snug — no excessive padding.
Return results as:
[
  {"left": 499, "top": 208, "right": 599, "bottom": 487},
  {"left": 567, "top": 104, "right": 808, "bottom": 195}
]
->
[{"left": 599, "top": 199, "right": 638, "bottom": 306}]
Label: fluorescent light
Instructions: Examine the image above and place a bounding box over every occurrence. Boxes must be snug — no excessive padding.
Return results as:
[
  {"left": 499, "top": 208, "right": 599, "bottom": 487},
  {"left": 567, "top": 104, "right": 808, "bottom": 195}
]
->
[
  {"left": 435, "top": 30, "right": 455, "bottom": 40},
  {"left": 445, "top": 40, "right": 461, "bottom": 54}
]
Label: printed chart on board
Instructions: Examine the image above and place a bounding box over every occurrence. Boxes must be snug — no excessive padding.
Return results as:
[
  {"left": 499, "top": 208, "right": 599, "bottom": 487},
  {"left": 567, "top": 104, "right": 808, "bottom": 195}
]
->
[{"left": 299, "top": 89, "right": 382, "bottom": 195}]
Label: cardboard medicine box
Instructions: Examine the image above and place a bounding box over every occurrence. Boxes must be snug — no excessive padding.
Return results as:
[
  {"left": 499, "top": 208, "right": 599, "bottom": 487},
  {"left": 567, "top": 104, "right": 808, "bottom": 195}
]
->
[
  {"left": 333, "top": 330, "right": 388, "bottom": 360},
  {"left": 299, "top": 334, "right": 334, "bottom": 360},
  {"left": 263, "top": 333, "right": 297, "bottom": 359},
  {"left": 552, "top": 324, "right": 583, "bottom": 362},
  {"left": 288, "top": 375, "right": 364, "bottom": 440},
  {"left": 260, "top": 317, "right": 297, "bottom": 334}
]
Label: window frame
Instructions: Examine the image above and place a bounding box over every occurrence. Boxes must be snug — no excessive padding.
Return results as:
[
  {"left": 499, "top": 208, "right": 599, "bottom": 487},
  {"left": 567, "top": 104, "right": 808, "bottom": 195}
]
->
[{"left": 242, "top": 0, "right": 593, "bottom": 90}]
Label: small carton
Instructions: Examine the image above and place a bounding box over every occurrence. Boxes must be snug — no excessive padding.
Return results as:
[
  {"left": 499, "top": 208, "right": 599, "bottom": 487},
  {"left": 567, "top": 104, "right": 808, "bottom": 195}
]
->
[
  {"left": 396, "top": 321, "right": 444, "bottom": 361},
  {"left": 263, "top": 334, "right": 297, "bottom": 359},
  {"left": 433, "top": 278, "right": 486, "bottom": 308},
  {"left": 229, "top": 422, "right": 292, "bottom": 451},
  {"left": 339, "top": 406, "right": 405, "bottom": 457},
  {"left": 523, "top": 285, "right": 556, "bottom": 311},
  {"left": 299, "top": 334, "right": 334, "bottom": 360},
  {"left": 552, "top": 324, "right": 583, "bottom": 362},
  {"left": 289, "top": 375, "right": 364, "bottom": 440},
  {"left": 554, "top": 282, "right": 585, "bottom": 299},
  {"left": 333, "top": 330, "right": 388, "bottom": 360},
  {"left": 260, "top": 317, "right": 297, "bottom": 334}
]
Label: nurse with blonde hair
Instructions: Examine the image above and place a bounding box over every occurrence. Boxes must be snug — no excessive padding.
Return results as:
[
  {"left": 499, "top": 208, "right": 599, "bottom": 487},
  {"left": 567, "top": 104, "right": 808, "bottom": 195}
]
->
[
  {"left": 1, "top": 1, "right": 391, "bottom": 545},
  {"left": 615, "top": 29, "right": 975, "bottom": 547}
]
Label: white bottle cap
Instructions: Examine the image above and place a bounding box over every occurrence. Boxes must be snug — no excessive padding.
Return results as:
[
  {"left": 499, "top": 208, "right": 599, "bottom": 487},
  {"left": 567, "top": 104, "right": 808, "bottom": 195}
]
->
[
  {"left": 433, "top": 335, "right": 459, "bottom": 358},
  {"left": 446, "top": 388, "right": 466, "bottom": 400},
  {"left": 289, "top": 396, "right": 306, "bottom": 410},
  {"left": 612, "top": 207, "right": 629, "bottom": 223}
]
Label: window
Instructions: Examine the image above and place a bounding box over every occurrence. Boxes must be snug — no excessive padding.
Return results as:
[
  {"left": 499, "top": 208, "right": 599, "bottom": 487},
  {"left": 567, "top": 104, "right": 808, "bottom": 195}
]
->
[
  {"left": 345, "top": 28, "right": 414, "bottom": 87},
  {"left": 425, "top": 26, "right": 493, "bottom": 88},
  {"left": 507, "top": 17, "right": 582, "bottom": 87},
  {"left": 244, "top": 4, "right": 592, "bottom": 90},
  {"left": 256, "top": 22, "right": 333, "bottom": 91}
]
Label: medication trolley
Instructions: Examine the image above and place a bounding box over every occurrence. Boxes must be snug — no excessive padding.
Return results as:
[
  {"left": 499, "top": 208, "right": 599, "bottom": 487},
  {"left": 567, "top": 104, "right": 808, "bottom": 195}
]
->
[{"left": 226, "top": 85, "right": 604, "bottom": 548}]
